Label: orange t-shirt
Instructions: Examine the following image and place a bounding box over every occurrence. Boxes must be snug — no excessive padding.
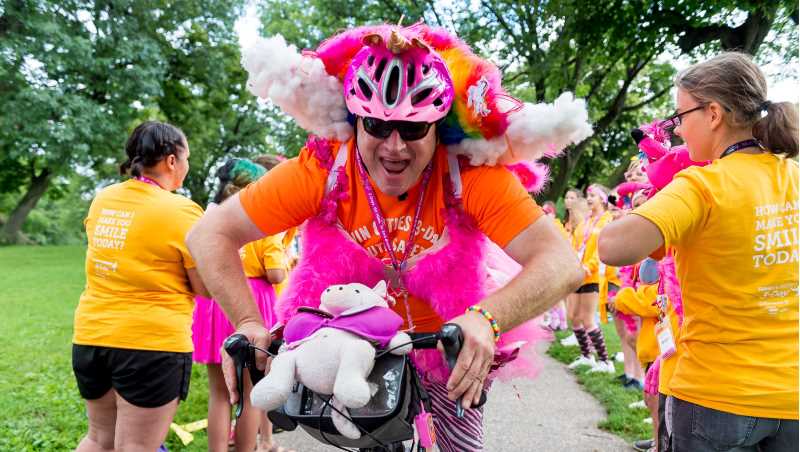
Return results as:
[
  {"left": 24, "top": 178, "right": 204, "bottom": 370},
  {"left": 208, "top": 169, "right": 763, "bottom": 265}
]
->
[{"left": 239, "top": 140, "right": 542, "bottom": 330}]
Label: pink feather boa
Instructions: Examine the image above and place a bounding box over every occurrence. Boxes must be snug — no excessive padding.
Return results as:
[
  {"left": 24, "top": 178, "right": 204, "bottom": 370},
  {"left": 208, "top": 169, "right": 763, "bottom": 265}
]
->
[{"left": 504, "top": 161, "right": 549, "bottom": 194}]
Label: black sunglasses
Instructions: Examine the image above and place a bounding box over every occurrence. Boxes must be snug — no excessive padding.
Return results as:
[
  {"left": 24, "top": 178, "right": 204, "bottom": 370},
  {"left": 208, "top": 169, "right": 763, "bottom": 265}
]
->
[
  {"left": 361, "top": 117, "right": 434, "bottom": 141},
  {"left": 660, "top": 104, "right": 705, "bottom": 131}
]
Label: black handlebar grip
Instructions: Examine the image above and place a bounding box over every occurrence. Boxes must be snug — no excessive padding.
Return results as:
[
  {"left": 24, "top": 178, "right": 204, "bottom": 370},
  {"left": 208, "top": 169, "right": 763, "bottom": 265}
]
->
[
  {"left": 223, "top": 334, "right": 250, "bottom": 418},
  {"left": 439, "top": 323, "right": 466, "bottom": 417},
  {"left": 439, "top": 323, "right": 463, "bottom": 370}
]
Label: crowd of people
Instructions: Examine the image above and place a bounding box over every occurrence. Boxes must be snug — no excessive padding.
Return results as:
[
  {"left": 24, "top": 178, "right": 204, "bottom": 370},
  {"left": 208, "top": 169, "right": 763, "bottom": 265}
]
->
[{"left": 68, "top": 20, "right": 797, "bottom": 452}]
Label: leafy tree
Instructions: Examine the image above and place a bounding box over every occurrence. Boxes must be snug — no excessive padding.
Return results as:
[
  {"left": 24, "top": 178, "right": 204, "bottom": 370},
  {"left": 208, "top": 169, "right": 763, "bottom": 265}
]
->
[
  {"left": 254, "top": 0, "right": 798, "bottom": 200},
  {"left": 0, "top": 0, "right": 248, "bottom": 243}
]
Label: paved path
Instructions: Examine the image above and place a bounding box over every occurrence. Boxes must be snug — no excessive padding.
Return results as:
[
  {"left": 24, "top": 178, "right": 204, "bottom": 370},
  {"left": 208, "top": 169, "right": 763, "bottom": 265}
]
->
[{"left": 270, "top": 342, "right": 631, "bottom": 451}]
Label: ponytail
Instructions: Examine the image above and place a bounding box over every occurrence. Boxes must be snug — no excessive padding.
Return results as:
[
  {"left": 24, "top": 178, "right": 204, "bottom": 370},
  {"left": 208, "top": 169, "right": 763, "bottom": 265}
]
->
[{"left": 753, "top": 101, "right": 798, "bottom": 158}]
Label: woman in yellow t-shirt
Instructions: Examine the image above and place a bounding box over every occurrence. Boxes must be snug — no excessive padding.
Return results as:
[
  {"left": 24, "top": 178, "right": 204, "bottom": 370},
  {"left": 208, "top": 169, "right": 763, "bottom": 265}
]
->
[
  {"left": 600, "top": 52, "right": 799, "bottom": 451},
  {"left": 559, "top": 189, "right": 587, "bottom": 347},
  {"left": 191, "top": 159, "right": 293, "bottom": 452},
  {"left": 72, "top": 121, "right": 207, "bottom": 451},
  {"left": 567, "top": 184, "right": 616, "bottom": 374}
]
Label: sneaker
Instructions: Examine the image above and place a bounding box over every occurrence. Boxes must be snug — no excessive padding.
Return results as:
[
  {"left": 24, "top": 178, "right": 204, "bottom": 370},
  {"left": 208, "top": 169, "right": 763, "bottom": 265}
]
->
[
  {"left": 589, "top": 360, "right": 616, "bottom": 374},
  {"left": 560, "top": 334, "right": 578, "bottom": 346},
  {"left": 614, "top": 351, "right": 625, "bottom": 362},
  {"left": 616, "top": 373, "right": 630, "bottom": 384},
  {"left": 568, "top": 355, "right": 596, "bottom": 369},
  {"left": 628, "top": 400, "right": 647, "bottom": 409},
  {"left": 624, "top": 378, "right": 644, "bottom": 391},
  {"left": 632, "top": 439, "right": 655, "bottom": 451}
]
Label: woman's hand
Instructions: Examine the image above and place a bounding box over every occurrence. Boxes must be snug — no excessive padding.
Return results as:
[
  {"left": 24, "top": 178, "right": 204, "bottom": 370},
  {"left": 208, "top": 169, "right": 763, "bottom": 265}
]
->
[{"left": 444, "top": 312, "right": 496, "bottom": 408}]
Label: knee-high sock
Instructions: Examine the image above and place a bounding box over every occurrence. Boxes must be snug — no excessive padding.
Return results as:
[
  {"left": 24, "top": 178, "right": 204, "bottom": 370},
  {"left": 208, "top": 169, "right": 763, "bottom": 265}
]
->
[
  {"left": 574, "top": 327, "right": 591, "bottom": 358},
  {"left": 587, "top": 327, "right": 609, "bottom": 362}
]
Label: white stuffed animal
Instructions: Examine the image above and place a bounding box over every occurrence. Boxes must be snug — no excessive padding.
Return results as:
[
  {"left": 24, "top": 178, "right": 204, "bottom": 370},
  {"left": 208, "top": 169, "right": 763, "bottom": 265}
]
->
[{"left": 251, "top": 281, "right": 412, "bottom": 439}]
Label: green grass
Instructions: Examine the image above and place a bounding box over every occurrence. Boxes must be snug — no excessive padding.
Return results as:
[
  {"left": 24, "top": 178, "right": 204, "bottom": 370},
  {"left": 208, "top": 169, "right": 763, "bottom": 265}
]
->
[
  {"left": 548, "top": 326, "right": 653, "bottom": 442},
  {"left": 0, "top": 245, "right": 210, "bottom": 451}
]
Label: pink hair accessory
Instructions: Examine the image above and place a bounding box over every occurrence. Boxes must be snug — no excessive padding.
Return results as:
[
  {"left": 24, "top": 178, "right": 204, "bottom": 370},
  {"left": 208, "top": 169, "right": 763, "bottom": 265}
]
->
[{"left": 587, "top": 184, "right": 608, "bottom": 203}]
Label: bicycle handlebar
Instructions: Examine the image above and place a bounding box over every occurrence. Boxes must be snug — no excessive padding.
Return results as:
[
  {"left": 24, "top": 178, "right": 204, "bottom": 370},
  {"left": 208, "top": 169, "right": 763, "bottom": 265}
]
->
[{"left": 224, "top": 323, "right": 482, "bottom": 419}]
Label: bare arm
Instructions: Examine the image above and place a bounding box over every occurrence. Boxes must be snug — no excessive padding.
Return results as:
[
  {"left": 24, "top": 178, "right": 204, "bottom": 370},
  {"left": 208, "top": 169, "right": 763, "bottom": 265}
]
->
[
  {"left": 445, "top": 215, "right": 583, "bottom": 406},
  {"left": 264, "top": 268, "right": 287, "bottom": 285},
  {"left": 598, "top": 214, "right": 664, "bottom": 267},
  {"left": 186, "top": 268, "right": 211, "bottom": 298},
  {"left": 187, "top": 193, "right": 266, "bottom": 327},
  {"left": 186, "top": 193, "right": 267, "bottom": 403},
  {"left": 488, "top": 216, "right": 585, "bottom": 328}
]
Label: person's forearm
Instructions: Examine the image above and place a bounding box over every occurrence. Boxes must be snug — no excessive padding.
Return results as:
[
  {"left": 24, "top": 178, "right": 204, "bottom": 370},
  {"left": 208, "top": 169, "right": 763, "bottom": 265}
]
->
[
  {"left": 481, "top": 250, "right": 583, "bottom": 332},
  {"left": 187, "top": 224, "right": 263, "bottom": 328}
]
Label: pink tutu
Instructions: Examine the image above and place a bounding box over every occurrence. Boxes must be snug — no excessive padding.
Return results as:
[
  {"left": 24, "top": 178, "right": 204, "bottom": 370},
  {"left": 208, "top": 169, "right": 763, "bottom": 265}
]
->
[
  {"left": 644, "top": 357, "right": 661, "bottom": 395},
  {"left": 192, "top": 277, "right": 277, "bottom": 364}
]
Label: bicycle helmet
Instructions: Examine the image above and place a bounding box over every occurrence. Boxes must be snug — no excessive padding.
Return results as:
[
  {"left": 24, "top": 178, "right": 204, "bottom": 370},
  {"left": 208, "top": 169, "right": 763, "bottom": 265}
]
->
[{"left": 343, "top": 30, "right": 454, "bottom": 122}]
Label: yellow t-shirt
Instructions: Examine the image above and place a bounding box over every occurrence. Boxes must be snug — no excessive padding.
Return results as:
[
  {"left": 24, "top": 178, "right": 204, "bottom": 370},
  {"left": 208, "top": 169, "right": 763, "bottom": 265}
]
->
[
  {"left": 635, "top": 152, "right": 799, "bottom": 419},
  {"left": 73, "top": 179, "right": 204, "bottom": 353},
  {"left": 614, "top": 284, "right": 660, "bottom": 366},
  {"left": 241, "top": 233, "right": 287, "bottom": 279},
  {"left": 273, "top": 228, "right": 297, "bottom": 295},
  {"left": 572, "top": 211, "right": 613, "bottom": 284}
]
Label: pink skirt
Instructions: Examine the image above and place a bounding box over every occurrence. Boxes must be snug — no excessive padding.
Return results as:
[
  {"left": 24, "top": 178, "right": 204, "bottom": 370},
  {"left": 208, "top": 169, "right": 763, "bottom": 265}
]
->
[{"left": 192, "top": 277, "right": 277, "bottom": 364}]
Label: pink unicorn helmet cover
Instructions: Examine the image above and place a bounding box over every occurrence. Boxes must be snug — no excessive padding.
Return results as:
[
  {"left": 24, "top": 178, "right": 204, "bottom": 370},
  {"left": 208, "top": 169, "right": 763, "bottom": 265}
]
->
[
  {"left": 632, "top": 120, "right": 710, "bottom": 195},
  {"left": 343, "top": 31, "right": 454, "bottom": 122}
]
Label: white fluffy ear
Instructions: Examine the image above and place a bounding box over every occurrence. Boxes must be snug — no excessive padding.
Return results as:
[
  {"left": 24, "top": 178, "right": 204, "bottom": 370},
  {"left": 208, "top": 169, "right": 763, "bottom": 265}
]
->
[
  {"left": 372, "top": 280, "right": 388, "bottom": 298},
  {"left": 447, "top": 92, "right": 593, "bottom": 166},
  {"left": 241, "top": 35, "right": 353, "bottom": 141}
]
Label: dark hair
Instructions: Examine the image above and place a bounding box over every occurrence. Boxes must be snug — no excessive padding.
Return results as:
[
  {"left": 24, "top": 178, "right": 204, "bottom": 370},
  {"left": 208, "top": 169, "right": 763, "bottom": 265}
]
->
[
  {"left": 212, "top": 158, "right": 266, "bottom": 204},
  {"left": 676, "top": 52, "right": 798, "bottom": 158},
  {"left": 119, "top": 121, "right": 187, "bottom": 177}
]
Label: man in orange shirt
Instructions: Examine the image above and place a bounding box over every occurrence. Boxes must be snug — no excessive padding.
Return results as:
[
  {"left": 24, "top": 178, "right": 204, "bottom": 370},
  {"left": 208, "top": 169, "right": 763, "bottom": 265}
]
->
[{"left": 188, "top": 23, "right": 589, "bottom": 450}]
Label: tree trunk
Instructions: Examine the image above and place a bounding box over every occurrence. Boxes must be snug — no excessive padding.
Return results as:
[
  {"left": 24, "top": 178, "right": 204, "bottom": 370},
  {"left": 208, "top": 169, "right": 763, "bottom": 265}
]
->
[{"left": 1, "top": 168, "right": 52, "bottom": 244}]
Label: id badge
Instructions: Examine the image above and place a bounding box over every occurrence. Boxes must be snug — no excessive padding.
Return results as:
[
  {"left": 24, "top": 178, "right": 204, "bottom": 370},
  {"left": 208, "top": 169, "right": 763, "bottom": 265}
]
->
[
  {"left": 655, "top": 294, "right": 669, "bottom": 312},
  {"left": 655, "top": 319, "right": 676, "bottom": 358}
]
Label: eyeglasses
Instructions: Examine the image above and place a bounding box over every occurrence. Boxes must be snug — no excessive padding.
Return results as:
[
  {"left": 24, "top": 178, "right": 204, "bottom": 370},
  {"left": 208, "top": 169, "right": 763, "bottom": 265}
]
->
[
  {"left": 361, "top": 117, "right": 434, "bottom": 141},
  {"left": 660, "top": 105, "right": 705, "bottom": 131}
]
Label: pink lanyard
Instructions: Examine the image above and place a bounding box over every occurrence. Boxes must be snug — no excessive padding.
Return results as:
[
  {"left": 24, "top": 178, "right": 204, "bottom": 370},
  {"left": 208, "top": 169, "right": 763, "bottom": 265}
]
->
[
  {"left": 355, "top": 149, "right": 433, "bottom": 329},
  {"left": 135, "top": 175, "right": 163, "bottom": 189},
  {"left": 355, "top": 150, "right": 433, "bottom": 273}
]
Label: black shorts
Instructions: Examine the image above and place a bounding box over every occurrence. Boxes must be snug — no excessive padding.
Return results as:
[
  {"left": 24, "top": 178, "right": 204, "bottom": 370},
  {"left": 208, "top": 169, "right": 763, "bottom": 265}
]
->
[
  {"left": 575, "top": 283, "right": 599, "bottom": 294},
  {"left": 72, "top": 344, "right": 192, "bottom": 408}
]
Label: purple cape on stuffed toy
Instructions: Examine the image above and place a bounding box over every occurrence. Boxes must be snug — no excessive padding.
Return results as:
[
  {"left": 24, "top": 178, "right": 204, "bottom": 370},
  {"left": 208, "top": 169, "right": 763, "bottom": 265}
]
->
[{"left": 283, "top": 306, "right": 404, "bottom": 348}]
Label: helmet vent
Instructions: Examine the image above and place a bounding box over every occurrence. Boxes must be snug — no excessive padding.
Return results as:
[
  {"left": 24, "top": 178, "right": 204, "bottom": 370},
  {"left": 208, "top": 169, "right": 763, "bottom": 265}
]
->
[
  {"left": 375, "top": 59, "right": 387, "bottom": 82},
  {"left": 386, "top": 65, "right": 401, "bottom": 105},
  {"left": 411, "top": 88, "right": 433, "bottom": 105},
  {"left": 358, "top": 78, "right": 373, "bottom": 100}
]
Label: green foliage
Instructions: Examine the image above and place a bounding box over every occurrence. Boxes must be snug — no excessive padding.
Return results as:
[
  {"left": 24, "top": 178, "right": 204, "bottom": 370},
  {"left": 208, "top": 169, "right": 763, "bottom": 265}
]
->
[{"left": 0, "top": 245, "right": 210, "bottom": 450}]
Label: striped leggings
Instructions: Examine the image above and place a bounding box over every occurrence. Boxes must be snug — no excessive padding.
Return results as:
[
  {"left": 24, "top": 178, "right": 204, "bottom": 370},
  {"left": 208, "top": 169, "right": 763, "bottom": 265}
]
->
[{"left": 422, "top": 378, "right": 486, "bottom": 451}]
